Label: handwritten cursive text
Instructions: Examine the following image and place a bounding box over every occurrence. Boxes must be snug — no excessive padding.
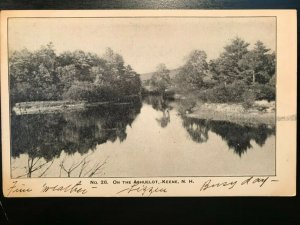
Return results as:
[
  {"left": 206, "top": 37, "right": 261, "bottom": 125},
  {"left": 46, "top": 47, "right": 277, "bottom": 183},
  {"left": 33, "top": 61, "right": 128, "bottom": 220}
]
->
[
  {"left": 41, "top": 181, "right": 88, "bottom": 195},
  {"left": 7, "top": 181, "right": 32, "bottom": 196},
  {"left": 200, "top": 179, "right": 237, "bottom": 191},
  {"left": 117, "top": 184, "right": 167, "bottom": 196}
]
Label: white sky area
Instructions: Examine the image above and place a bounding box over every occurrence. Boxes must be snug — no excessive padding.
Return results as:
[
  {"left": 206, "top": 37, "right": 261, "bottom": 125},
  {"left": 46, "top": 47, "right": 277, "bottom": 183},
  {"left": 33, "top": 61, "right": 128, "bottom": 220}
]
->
[{"left": 9, "top": 17, "right": 275, "bottom": 74}]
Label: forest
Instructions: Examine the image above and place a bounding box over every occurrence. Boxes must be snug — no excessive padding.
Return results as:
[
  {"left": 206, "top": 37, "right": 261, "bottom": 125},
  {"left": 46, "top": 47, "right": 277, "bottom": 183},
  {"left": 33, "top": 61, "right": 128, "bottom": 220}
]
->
[
  {"left": 9, "top": 38, "right": 276, "bottom": 178},
  {"left": 147, "top": 37, "right": 276, "bottom": 109},
  {"left": 10, "top": 38, "right": 275, "bottom": 111},
  {"left": 9, "top": 43, "right": 142, "bottom": 104}
]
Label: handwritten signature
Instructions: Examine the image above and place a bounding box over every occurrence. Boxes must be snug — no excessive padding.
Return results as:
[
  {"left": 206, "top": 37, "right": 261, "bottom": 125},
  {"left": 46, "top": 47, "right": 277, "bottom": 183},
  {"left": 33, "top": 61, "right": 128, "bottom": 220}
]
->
[{"left": 117, "top": 183, "right": 167, "bottom": 196}]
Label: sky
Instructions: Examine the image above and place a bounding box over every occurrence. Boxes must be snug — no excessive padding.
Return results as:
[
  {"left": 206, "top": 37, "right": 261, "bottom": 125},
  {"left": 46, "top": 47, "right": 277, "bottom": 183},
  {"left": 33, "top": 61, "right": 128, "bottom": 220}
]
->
[{"left": 9, "top": 17, "right": 276, "bottom": 74}]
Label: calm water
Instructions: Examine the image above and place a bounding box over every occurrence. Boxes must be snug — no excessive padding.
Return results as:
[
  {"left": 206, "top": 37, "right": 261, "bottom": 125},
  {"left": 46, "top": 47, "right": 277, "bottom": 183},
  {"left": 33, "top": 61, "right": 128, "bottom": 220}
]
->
[{"left": 11, "top": 96, "right": 275, "bottom": 178}]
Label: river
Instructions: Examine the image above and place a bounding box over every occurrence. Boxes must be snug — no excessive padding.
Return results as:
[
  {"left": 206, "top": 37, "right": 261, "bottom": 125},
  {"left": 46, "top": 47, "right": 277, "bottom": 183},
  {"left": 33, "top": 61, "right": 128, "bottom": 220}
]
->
[{"left": 11, "top": 96, "right": 275, "bottom": 178}]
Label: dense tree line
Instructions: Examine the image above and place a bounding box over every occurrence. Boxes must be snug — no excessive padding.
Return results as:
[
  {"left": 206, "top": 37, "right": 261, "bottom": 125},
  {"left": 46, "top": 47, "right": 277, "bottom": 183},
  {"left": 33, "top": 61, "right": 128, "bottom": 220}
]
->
[
  {"left": 150, "top": 37, "right": 276, "bottom": 104},
  {"left": 10, "top": 43, "right": 142, "bottom": 104}
]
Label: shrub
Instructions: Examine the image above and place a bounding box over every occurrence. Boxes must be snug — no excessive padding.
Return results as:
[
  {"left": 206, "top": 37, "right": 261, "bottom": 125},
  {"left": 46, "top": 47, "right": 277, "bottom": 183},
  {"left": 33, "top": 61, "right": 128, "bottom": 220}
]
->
[
  {"left": 177, "top": 97, "right": 197, "bottom": 114},
  {"left": 197, "top": 80, "right": 275, "bottom": 104},
  {"left": 251, "top": 83, "right": 275, "bottom": 101},
  {"left": 63, "top": 82, "right": 119, "bottom": 102},
  {"left": 269, "top": 75, "right": 276, "bottom": 86},
  {"left": 242, "top": 90, "right": 256, "bottom": 109},
  {"left": 198, "top": 81, "right": 248, "bottom": 103}
]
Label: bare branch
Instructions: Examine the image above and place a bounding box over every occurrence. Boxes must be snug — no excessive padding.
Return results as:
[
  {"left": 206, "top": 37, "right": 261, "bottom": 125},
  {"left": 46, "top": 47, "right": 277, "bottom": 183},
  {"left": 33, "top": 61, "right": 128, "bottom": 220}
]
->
[
  {"left": 87, "top": 157, "right": 108, "bottom": 178},
  {"left": 38, "top": 159, "right": 55, "bottom": 177},
  {"left": 78, "top": 158, "right": 91, "bottom": 178},
  {"left": 32, "top": 157, "right": 41, "bottom": 167}
]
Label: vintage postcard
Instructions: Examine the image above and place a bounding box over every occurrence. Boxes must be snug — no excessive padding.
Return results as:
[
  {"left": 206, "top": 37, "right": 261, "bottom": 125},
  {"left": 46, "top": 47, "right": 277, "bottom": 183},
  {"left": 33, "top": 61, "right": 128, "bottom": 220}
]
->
[{"left": 1, "top": 10, "right": 296, "bottom": 197}]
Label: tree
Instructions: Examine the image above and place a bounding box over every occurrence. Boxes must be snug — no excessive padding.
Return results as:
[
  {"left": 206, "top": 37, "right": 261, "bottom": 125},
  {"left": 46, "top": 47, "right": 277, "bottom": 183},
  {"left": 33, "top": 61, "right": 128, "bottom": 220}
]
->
[
  {"left": 9, "top": 49, "right": 34, "bottom": 102},
  {"left": 90, "top": 66, "right": 105, "bottom": 85},
  {"left": 175, "top": 50, "right": 208, "bottom": 91},
  {"left": 102, "top": 47, "right": 125, "bottom": 80},
  {"left": 122, "top": 65, "right": 142, "bottom": 95},
  {"left": 57, "top": 64, "right": 77, "bottom": 93},
  {"left": 10, "top": 44, "right": 142, "bottom": 103},
  {"left": 9, "top": 43, "right": 60, "bottom": 102},
  {"left": 239, "top": 41, "right": 275, "bottom": 84},
  {"left": 210, "top": 37, "right": 249, "bottom": 85},
  {"left": 150, "top": 63, "right": 171, "bottom": 93},
  {"left": 269, "top": 74, "right": 276, "bottom": 87}
]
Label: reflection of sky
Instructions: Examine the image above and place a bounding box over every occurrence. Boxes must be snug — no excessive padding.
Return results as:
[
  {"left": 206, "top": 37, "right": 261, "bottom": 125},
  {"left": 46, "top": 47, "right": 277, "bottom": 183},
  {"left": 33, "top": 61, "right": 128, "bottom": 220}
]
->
[{"left": 11, "top": 104, "right": 275, "bottom": 178}]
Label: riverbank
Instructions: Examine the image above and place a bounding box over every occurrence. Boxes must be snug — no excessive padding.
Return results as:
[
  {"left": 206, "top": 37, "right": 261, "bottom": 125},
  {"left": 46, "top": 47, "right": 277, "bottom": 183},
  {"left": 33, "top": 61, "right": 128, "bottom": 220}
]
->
[
  {"left": 171, "top": 100, "right": 276, "bottom": 126},
  {"left": 12, "top": 100, "right": 137, "bottom": 115},
  {"left": 13, "top": 98, "right": 276, "bottom": 126}
]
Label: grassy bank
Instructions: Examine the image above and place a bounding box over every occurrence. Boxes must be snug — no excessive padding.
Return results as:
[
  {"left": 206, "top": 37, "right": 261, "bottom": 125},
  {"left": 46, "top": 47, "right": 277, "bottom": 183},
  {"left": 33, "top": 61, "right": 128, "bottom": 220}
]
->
[
  {"left": 12, "top": 99, "right": 139, "bottom": 115},
  {"left": 13, "top": 101, "right": 86, "bottom": 115},
  {"left": 170, "top": 100, "right": 275, "bottom": 126}
]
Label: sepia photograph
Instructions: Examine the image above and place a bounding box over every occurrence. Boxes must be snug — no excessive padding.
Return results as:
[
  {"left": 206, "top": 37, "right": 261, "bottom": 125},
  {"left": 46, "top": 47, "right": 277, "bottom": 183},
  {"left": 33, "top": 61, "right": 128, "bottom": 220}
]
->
[
  {"left": 0, "top": 10, "right": 296, "bottom": 197},
  {"left": 8, "top": 16, "right": 276, "bottom": 178}
]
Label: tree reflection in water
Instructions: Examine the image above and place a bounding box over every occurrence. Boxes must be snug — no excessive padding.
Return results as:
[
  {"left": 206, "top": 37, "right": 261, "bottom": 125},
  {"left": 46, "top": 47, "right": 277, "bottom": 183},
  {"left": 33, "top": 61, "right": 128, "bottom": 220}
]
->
[
  {"left": 182, "top": 117, "right": 275, "bottom": 156},
  {"left": 11, "top": 96, "right": 275, "bottom": 177},
  {"left": 182, "top": 118, "right": 209, "bottom": 143},
  {"left": 11, "top": 101, "right": 142, "bottom": 177},
  {"left": 145, "top": 95, "right": 275, "bottom": 156},
  {"left": 144, "top": 95, "right": 172, "bottom": 128}
]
